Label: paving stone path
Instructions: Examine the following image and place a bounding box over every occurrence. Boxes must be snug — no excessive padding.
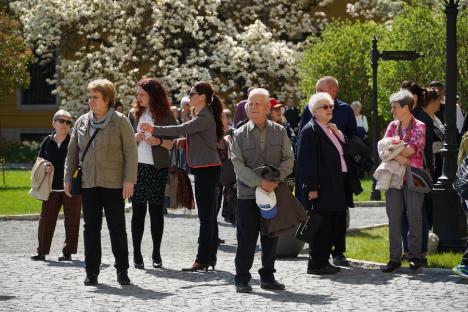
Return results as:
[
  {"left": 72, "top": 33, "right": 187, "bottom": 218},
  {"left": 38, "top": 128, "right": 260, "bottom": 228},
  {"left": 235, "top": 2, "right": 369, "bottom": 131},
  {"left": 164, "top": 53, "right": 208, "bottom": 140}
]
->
[{"left": 0, "top": 207, "right": 466, "bottom": 311}]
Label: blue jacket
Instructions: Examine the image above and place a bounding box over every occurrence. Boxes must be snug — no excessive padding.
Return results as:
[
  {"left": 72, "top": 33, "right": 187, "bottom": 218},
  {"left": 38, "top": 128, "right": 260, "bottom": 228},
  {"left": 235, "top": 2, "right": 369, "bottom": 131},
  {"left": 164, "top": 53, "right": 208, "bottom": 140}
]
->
[{"left": 299, "top": 98, "right": 357, "bottom": 138}]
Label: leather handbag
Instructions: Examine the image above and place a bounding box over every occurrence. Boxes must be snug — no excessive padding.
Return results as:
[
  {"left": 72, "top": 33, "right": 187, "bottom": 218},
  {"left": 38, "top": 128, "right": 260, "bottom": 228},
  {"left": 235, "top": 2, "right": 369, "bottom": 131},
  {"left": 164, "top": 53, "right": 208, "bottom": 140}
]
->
[
  {"left": 71, "top": 129, "right": 99, "bottom": 195},
  {"left": 295, "top": 210, "right": 323, "bottom": 244}
]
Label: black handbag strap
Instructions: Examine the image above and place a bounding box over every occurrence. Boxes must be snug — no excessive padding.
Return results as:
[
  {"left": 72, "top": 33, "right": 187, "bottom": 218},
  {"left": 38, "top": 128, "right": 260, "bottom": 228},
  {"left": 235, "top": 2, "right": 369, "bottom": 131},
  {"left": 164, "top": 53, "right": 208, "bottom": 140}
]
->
[{"left": 80, "top": 129, "right": 100, "bottom": 163}]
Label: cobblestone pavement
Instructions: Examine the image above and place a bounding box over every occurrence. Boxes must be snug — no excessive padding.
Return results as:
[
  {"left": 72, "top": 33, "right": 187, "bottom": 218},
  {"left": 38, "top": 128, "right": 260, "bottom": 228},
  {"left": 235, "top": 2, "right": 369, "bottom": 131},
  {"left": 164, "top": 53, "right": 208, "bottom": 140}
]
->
[{"left": 0, "top": 207, "right": 467, "bottom": 312}]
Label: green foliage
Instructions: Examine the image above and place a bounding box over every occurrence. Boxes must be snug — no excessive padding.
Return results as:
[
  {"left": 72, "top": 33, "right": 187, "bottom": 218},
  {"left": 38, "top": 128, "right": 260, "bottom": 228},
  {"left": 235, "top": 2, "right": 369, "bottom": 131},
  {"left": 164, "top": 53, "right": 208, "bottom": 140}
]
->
[
  {"left": 299, "top": 19, "right": 386, "bottom": 114},
  {"left": 1, "top": 141, "right": 40, "bottom": 163},
  {"left": 0, "top": 8, "right": 33, "bottom": 101},
  {"left": 379, "top": 2, "right": 468, "bottom": 118},
  {"left": 299, "top": 1, "right": 468, "bottom": 126}
]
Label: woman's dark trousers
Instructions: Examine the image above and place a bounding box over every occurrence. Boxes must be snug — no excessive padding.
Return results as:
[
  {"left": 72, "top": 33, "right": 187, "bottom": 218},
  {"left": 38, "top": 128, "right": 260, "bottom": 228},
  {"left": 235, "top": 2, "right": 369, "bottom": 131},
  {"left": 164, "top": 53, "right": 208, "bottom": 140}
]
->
[
  {"left": 191, "top": 166, "right": 221, "bottom": 264},
  {"left": 82, "top": 187, "right": 129, "bottom": 275}
]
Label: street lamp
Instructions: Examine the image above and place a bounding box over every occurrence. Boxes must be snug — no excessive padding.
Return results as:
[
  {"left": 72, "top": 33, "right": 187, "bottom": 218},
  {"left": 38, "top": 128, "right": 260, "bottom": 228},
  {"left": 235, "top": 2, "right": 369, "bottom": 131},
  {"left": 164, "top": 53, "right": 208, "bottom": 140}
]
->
[{"left": 431, "top": 0, "right": 466, "bottom": 251}]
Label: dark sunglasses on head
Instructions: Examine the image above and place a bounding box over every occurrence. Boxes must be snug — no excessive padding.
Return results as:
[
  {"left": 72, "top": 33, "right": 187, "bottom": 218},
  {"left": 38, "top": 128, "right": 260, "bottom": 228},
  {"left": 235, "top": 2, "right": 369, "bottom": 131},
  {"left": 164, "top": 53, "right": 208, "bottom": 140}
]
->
[
  {"left": 318, "top": 104, "right": 334, "bottom": 111},
  {"left": 55, "top": 118, "right": 72, "bottom": 125}
]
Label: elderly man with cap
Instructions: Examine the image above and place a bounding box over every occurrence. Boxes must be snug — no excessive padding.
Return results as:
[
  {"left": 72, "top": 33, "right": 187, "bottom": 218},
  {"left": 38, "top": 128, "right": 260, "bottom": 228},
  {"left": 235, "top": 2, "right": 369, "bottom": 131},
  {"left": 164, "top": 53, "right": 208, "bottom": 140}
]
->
[{"left": 231, "top": 88, "right": 294, "bottom": 293}]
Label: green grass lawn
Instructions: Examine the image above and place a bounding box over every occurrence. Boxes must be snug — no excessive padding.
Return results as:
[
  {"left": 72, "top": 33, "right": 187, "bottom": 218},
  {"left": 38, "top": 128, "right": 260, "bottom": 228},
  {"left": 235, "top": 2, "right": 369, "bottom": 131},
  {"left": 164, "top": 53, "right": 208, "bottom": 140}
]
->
[
  {"left": 353, "top": 178, "right": 386, "bottom": 202},
  {"left": 347, "top": 226, "right": 463, "bottom": 269},
  {"left": 0, "top": 170, "right": 42, "bottom": 215}
]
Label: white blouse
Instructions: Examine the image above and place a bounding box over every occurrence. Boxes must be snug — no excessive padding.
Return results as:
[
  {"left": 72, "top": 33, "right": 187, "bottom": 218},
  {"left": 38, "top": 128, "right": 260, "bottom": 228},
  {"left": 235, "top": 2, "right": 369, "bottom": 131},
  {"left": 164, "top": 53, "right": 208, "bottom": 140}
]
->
[{"left": 137, "top": 109, "right": 155, "bottom": 165}]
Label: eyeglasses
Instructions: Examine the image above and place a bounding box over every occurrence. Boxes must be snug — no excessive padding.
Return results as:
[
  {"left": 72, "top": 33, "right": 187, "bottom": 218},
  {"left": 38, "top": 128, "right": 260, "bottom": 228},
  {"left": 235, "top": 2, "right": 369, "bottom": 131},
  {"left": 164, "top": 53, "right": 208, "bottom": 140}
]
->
[
  {"left": 55, "top": 118, "right": 72, "bottom": 125},
  {"left": 189, "top": 92, "right": 199, "bottom": 98},
  {"left": 318, "top": 104, "right": 334, "bottom": 111}
]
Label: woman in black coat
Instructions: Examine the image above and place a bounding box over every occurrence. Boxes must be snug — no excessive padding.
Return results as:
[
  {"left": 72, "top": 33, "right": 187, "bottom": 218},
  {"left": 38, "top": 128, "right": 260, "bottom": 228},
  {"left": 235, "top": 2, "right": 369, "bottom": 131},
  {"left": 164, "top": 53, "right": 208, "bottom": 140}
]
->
[{"left": 296, "top": 92, "right": 353, "bottom": 275}]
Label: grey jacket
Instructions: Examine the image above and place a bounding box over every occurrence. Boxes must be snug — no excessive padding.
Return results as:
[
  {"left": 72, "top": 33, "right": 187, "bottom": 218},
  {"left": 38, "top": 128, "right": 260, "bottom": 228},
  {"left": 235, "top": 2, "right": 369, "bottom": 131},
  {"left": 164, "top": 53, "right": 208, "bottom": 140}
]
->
[
  {"left": 231, "top": 120, "right": 294, "bottom": 199},
  {"left": 128, "top": 109, "right": 178, "bottom": 169},
  {"left": 64, "top": 111, "right": 138, "bottom": 189},
  {"left": 151, "top": 106, "right": 221, "bottom": 168}
]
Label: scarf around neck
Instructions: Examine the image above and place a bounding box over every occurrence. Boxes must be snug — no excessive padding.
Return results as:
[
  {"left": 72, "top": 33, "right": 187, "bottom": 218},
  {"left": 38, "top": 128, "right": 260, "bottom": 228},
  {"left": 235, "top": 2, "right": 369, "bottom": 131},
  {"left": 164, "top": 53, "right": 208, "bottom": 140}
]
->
[{"left": 89, "top": 107, "right": 115, "bottom": 130}]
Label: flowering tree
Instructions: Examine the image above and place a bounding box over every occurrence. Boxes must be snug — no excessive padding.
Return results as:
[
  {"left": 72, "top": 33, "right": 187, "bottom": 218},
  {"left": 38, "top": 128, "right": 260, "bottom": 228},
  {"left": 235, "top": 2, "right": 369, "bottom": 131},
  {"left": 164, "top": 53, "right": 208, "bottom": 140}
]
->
[
  {"left": 11, "top": 0, "right": 331, "bottom": 114},
  {"left": 0, "top": 7, "right": 33, "bottom": 101}
]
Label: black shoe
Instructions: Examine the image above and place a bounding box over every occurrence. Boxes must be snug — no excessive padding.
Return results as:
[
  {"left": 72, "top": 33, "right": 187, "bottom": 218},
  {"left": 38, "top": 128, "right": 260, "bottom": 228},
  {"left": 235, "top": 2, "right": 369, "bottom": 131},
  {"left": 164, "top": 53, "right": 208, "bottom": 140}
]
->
[
  {"left": 134, "top": 262, "right": 145, "bottom": 269},
  {"left": 152, "top": 261, "right": 162, "bottom": 269},
  {"left": 235, "top": 282, "right": 252, "bottom": 293},
  {"left": 117, "top": 270, "right": 130, "bottom": 285},
  {"left": 260, "top": 279, "right": 285, "bottom": 290},
  {"left": 307, "top": 265, "right": 341, "bottom": 275},
  {"left": 217, "top": 238, "right": 225, "bottom": 245},
  {"left": 134, "top": 253, "right": 144, "bottom": 269},
  {"left": 333, "top": 254, "right": 350, "bottom": 267},
  {"left": 31, "top": 254, "right": 46, "bottom": 261},
  {"left": 409, "top": 259, "right": 422, "bottom": 272},
  {"left": 58, "top": 253, "right": 72, "bottom": 261},
  {"left": 84, "top": 273, "right": 98, "bottom": 286},
  {"left": 381, "top": 261, "right": 401, "bottom": 273}
]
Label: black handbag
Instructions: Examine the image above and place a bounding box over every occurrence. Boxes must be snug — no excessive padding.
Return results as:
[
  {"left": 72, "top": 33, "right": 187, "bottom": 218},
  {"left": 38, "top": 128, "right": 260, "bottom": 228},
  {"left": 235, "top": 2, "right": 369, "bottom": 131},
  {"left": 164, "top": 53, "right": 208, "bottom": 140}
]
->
[
  {"left": 405, "top": 152, "right": 433, "bottom": 194},
  {"left": 295, "top": 210, "right": 323, "bottom": 244},
  {"left": 71, "top": 129, "right": 99, "bottom": 195}
]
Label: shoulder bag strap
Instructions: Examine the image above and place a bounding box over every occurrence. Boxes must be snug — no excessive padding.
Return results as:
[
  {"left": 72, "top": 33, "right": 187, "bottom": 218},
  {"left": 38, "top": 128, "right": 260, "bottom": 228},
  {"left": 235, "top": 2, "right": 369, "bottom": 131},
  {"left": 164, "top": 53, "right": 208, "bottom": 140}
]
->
[{"left": 80, "top": 129, "right": 100, "bottom": 163}]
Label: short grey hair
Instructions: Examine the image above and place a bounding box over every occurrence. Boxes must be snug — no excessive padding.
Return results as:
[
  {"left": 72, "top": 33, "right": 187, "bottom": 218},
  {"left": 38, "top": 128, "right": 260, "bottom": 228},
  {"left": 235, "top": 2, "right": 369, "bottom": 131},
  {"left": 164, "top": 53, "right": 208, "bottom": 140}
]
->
[
  {"left": 351, "top": 101, "right": 362, "bottom": 110},
  {"left": 53, "top": 109, "right": 72, "bottom": 121},
  {"left": 389, "top": 90, "right": 414, "bottom": 109},
  {"left": 308, "top": 92, "right": 334, "bottom": 116},
  {"left": 246, "top": 88, "right": 270, "bottom": 113}
]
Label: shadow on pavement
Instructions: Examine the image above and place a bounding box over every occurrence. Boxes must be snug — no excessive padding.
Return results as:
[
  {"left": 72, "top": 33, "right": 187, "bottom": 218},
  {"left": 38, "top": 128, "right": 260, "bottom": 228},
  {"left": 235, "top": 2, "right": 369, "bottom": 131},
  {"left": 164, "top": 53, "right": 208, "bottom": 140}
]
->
[
  {"left": 144, "top": 266, "right": 235, "bottom": 284},
  {"left": 92, "top": 283, "right": 172, "bottom": 300},
  {"left": 217, "top": 243, "right": 237, "bottom": 254},
  {"left": 253, "top": 289, "right": 333, "bottom": 305},
  {"left": 46, "top": 260, "right": 111, "bottom": 269}
]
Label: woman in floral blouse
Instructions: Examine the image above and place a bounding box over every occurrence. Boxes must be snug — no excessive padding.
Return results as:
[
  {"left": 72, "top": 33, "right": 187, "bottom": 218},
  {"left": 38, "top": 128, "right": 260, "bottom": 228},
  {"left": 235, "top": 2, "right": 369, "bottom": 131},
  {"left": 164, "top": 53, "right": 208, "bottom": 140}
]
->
[{"left": 380, "top": 90, "right": 426, "bottom": 274}]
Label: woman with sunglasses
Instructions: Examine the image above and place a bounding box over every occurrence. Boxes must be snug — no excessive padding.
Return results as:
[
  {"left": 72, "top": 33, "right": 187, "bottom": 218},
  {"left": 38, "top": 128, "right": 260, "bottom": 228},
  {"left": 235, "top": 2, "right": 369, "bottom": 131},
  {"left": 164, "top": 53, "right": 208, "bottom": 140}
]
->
[
  {"left": 295, "top": 92, "right": 353, "bottom": 275},
  {"left": 31, "top": 110, "right": 82, "bottom": 262},
  {"left": 140, "top": 81, "right": 224, "bottom": 272}
]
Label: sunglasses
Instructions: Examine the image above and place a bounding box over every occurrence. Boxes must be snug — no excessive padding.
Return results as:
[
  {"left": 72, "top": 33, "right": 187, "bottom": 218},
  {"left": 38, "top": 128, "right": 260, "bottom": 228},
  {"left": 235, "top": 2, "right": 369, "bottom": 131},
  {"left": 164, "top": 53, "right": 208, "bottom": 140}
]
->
[
  {"left": 318, "top": 104, "right": 334, "bottom": 111},
  {"left": 55, "top": 118, "right": 72, "bottom": 125}
]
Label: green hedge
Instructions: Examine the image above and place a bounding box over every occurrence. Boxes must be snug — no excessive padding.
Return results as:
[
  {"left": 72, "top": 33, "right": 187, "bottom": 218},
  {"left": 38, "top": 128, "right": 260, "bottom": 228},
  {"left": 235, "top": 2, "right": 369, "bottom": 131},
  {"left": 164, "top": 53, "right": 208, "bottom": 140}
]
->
[{"left": 1, "top": 141, "right": 40, "bottom": 163}]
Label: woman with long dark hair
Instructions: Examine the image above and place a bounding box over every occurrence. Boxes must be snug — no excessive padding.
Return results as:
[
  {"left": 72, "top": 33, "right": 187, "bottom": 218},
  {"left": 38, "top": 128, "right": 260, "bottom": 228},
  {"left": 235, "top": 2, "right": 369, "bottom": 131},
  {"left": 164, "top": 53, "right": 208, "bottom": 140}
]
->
[
  {"left": 140, "top": 81, "right": 224, "bottom": 271},
  {"left": 128, "top": 77, "right": 177, "bottom": 269}
]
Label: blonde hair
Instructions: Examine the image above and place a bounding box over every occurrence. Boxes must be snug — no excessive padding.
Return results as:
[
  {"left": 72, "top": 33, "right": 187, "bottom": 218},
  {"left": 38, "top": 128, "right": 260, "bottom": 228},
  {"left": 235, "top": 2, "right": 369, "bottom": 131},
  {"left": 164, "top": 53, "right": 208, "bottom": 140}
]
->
[{"left": 87, "top": 79, "right": 117, "bottom": 107}]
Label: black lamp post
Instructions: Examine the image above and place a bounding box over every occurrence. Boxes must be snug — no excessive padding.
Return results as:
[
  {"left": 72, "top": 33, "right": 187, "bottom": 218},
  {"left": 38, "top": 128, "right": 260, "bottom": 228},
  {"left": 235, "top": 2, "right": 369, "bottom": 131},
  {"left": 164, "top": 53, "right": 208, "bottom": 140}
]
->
[{"left": 431, "top": 0, "right": 466, "bottom": 251}]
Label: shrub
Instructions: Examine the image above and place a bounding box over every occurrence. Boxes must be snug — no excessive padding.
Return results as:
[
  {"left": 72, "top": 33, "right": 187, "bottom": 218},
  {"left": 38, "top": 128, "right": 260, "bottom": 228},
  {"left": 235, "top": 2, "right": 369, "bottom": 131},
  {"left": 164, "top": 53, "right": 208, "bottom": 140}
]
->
[{"left": 1, "top": 141, "right": 40, "bottom": 163}]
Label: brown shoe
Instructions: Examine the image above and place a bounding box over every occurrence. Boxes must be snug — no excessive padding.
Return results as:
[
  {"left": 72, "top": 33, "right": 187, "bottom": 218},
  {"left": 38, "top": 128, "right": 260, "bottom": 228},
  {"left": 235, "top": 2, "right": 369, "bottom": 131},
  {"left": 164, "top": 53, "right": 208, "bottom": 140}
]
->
[{"left": 381, "top": 261, "right": 401, "bottom": 273}]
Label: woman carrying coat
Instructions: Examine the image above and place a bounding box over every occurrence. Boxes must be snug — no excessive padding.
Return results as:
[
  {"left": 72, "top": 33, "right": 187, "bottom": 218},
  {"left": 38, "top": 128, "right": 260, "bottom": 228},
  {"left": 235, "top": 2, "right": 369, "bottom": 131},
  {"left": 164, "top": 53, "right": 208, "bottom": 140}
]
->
[
  {"left": 128, "top": 77, "right": 177, "bottom": 269},
  {"left": 296, "top": 92, "right": 353, "bottom": 275},
  {"left": 64, "top": 79, "right": 138, "bottom": 286},
  {"left": 140, "top": 81, "right": 224, "bottom": 272},
  {"left": 31, "top": 109, "right": 81, "bottom": 262}
]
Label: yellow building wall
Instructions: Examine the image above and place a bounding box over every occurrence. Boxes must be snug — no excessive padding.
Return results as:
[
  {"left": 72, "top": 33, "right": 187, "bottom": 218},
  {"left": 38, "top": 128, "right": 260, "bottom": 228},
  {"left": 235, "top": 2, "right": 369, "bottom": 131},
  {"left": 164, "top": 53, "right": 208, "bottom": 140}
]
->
[{"left": 0, "top": 93, "right": 55, "bottom": 128}]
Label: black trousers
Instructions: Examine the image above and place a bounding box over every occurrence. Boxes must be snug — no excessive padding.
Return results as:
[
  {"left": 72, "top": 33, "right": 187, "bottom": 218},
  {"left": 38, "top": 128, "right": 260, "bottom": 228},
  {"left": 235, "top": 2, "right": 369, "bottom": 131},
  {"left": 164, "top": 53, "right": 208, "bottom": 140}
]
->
[
  {"left": 235, "top": 198, "right": 278, "bottom": 284},
  {"left": 309, "top": 210, "right": 346, "bottom": 269},
  {"left": 131, "top": 202, "right": 164, "bottom": 262},
  {"left": 331, "top": 209, "right": 347, "bottom": 256},
  {"left": 82, "top": 187, "right": 129, "bottom": 274},
  {"left": 191, "top": 166, "right": 221, "bottom": 264}
]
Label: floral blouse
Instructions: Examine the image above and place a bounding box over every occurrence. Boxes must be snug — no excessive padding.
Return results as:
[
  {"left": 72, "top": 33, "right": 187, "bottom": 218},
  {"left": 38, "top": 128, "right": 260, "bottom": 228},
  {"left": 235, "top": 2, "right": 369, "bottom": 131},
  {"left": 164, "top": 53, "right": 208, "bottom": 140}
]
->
[{"left": 384, "top": 118, "right": 426, "bottom": 169}]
